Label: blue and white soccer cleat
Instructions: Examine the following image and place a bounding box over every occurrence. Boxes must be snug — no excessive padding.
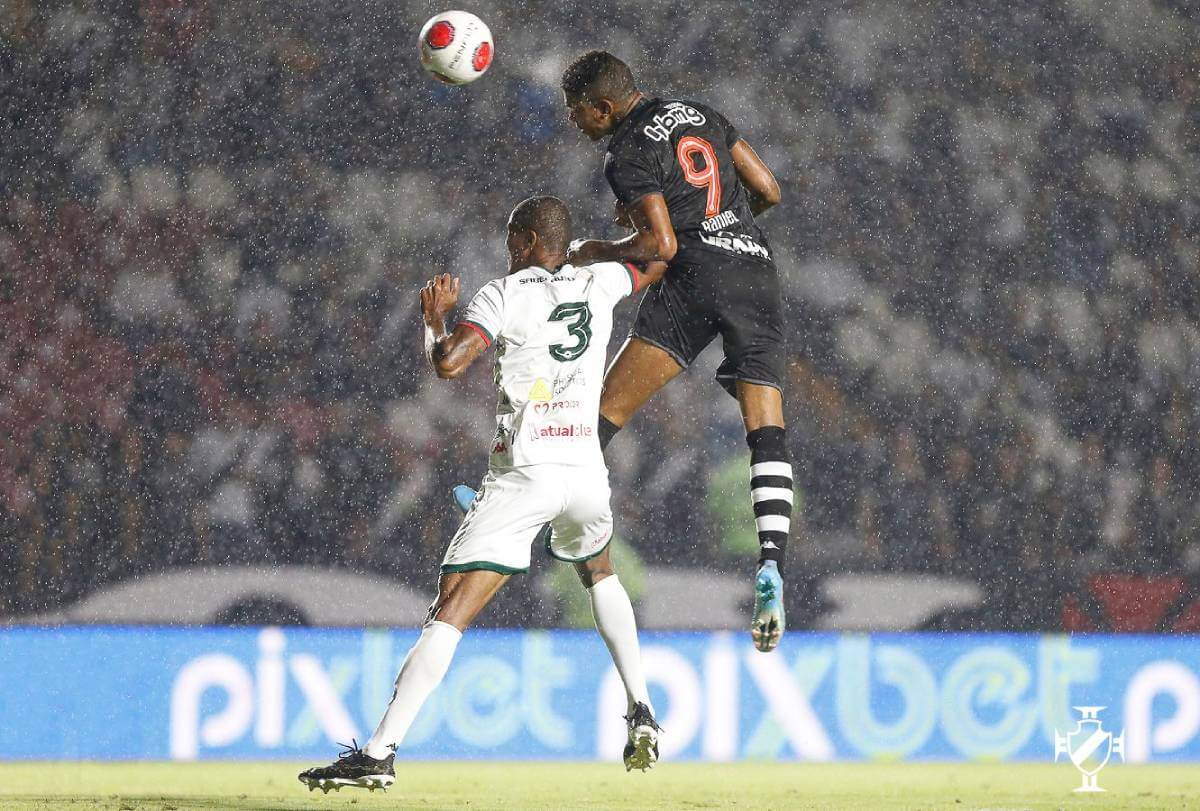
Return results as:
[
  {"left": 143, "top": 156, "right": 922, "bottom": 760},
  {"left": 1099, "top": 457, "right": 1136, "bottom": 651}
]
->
[
  {"left": 751, "top": 560, "right": 785, "bottom": 653},
  {"left": 451, "top": 484, "right": 477, "bottom": 514}
]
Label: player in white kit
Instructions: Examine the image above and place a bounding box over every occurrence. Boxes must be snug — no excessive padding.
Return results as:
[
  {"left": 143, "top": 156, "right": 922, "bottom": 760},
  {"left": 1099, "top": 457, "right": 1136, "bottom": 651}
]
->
[{"left": 299, "top": 197, "right": 664, "bottom": 793}]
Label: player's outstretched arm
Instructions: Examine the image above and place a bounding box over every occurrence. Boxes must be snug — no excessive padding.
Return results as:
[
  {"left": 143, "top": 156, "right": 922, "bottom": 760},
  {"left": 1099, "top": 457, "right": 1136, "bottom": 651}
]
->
[
  {"left": 566, "top": 194, "right": 676, "bottom": 267},
  {"left": 731, "top": 140, "right": 781, "bottom": 216},
  {"left": 421, "top": 273, "right": 487, "bottom": 379},
  {"left": 611, "top": 201, "right": 668, "bottom": 287}
]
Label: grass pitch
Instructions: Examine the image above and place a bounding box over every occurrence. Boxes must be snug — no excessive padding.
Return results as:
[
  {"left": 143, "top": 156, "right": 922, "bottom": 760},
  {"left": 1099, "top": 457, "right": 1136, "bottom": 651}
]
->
[{"left": 0, "top": 761, "right": 1195, "bottom": 810}]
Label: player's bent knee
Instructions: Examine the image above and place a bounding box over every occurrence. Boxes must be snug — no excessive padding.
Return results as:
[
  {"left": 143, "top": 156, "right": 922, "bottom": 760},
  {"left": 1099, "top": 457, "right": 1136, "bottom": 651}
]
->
[{"left": 574, "top": 552, "right": 614, "bottom": 589}]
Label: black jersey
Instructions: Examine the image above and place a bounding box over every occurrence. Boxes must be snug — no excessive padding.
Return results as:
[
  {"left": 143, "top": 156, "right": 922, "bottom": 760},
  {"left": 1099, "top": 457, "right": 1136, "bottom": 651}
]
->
[{"left": 604, "top": 97, "right": 772, "bottom": 267}]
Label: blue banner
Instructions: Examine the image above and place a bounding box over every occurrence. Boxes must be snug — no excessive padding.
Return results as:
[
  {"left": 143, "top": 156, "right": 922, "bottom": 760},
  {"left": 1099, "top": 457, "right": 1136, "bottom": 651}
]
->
[{"left": 1, "top": 627, "right": 1198, "bottom": 762}]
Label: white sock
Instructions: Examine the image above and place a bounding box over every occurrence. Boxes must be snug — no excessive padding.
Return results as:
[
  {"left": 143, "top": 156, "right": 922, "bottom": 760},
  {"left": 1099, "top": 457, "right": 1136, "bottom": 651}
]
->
[
  {"left": 588, "top": 575, "right": 651, "bottom": 714},
  {"left": 364, "top": 620, "right": 462, "bottom": 759}
]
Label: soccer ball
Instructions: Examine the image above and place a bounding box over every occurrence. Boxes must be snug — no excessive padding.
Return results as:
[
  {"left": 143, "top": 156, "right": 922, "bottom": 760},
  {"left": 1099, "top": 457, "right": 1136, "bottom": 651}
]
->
[{"left": 418, "top": 11, "right": 494, "bottom": 85}]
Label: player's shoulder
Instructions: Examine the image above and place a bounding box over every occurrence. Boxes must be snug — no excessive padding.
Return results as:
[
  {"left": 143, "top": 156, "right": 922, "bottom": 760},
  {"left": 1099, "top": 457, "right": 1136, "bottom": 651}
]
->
[
  {"left": 548, "top": 260, "right": 618, "bottom": 287},
  {"left": 575, "top": 260, "right": 625, "bottom": 278},
  {"left": 472, "top": 273, "right": 512, "bottom": 298},
  {"left": 612, "top": 97, "right": 724, "bottom": 151},
  {"left": 577, "top": 260, "right": 637, "bottom": 296}
]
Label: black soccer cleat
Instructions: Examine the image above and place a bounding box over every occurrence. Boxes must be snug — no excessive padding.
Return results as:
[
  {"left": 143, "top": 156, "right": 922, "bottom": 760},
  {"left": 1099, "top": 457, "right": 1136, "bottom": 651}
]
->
[
  {"left": 298, "top": 740, "right": 395, "bottom": 793},
  {"left": 622, "top": 702, "right": 661, "bottom": 772}
]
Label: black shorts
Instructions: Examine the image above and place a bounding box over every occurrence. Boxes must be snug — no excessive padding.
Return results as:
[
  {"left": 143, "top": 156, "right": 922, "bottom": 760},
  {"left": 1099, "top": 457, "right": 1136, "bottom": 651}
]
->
[{"left": 631, "top": 254, "right": 785, "bottom": 398}]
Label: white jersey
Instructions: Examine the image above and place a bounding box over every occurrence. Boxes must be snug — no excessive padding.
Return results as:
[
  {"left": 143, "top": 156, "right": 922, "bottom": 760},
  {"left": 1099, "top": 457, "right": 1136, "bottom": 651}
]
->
[{"left": 458, "top": 261, "right": 644, "bottom": 469}]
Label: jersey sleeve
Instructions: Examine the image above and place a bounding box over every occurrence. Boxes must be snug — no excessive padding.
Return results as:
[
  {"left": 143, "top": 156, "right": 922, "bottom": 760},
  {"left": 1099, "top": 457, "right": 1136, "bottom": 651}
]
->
[
  {"left": 603, "top": 145, "right": 663, "bottom": 206},
  {"left": 715, "top": 107, "right": 740, "bottom": 148},
  {"left": 457, "top": 278, "right": 505, "bottom": 347},
  {"left": 591, "top": 261, "right": 644, "bottom": 303}
]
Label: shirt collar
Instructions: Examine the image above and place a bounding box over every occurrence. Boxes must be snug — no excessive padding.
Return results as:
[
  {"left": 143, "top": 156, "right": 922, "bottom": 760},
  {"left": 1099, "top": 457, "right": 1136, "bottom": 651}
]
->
[{"left": 608, "top": 96, "right": 655, "bottom": 149}]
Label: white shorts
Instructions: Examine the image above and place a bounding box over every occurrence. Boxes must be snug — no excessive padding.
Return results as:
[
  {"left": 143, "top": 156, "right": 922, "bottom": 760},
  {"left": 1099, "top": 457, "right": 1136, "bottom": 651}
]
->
[{"left": 441, "top": 465, "right": 613, "bottom": 574}]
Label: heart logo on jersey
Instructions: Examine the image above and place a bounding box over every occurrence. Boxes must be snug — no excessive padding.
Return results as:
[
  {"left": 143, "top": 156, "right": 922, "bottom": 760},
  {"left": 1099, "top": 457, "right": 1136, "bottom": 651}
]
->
[{"left": 533, "top": 402, "right": 550, "bottom": 416}]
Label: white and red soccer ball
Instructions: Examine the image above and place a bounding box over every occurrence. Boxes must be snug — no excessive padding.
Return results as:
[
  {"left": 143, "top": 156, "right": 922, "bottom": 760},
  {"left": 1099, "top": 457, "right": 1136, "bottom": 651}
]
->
[{"left": 418, "top": 11, "right": 493, "bottom": 85}]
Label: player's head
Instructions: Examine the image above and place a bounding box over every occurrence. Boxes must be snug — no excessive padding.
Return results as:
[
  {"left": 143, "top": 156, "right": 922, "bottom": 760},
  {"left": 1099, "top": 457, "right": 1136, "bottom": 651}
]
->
[
  {"left": 561, "top": 50, "right": 638, "bottom": 140},
  {"left": 507, "top": 195, "right": 572, "bottom": 273}
]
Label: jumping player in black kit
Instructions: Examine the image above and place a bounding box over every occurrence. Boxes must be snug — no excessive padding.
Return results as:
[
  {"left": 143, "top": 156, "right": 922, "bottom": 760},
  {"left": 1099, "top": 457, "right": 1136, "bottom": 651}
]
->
[{"left": 560, "top": 51, "right": 792, "bottom": 653}]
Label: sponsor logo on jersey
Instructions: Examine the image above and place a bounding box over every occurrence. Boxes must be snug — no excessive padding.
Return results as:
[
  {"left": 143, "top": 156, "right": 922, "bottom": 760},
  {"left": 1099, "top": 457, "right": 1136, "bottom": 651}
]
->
[
  {"left": 642, "top": 102, "right": 707, "bottom": 142},
  {"left": 552, "top": 369, "right": 585, "bottom": 396},
  {"left": 491, "top": 426, "right": 510, "bottom": 455},
  {"left": 528, "top": 422, "right": 594, "bottom": 440},
  {"left": 700, "top": 232, "right": 770, "bottom": 260},
  {"left": 529, "top": 378, "right": 553, "bottom": 402},
  {"left": 539, "top": 424, "right": 593, "bottom": 438},
  {"left": 701, "top": 210, "right": 740, "bottom": 232},
  {"left": 520, "top": 275, "right": 577, "bottom": 284},
  {"left": 532, "top": 399, "right": 581, "bottom": 416}
]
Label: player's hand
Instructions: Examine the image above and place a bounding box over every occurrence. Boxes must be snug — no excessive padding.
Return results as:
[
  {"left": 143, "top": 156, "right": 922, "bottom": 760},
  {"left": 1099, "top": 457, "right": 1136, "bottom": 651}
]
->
[
  {"left": 420, "top": 273, "right": 460, "bottom": 323},
  {"left": 566, "top": 239, "right": 603, "bottom": 266}
]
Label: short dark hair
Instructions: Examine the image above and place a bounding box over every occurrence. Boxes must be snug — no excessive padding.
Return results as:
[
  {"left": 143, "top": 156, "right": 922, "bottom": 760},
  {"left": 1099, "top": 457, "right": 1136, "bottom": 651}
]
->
[
  {"left": 510, "top": 196, "right": 572, "bottom": 254},
  {"left": 561, "top": 50, "right": 637, "bottom": 102}
]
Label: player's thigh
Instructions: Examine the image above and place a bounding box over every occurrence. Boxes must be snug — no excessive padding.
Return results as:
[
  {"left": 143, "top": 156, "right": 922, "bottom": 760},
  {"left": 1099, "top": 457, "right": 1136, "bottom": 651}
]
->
[
  {"left": 431, "top": 569, "right": 509, "bottom": 631},
  {"left": 605, "top": 275, "right": 719, "bottom": 424},
  {"left": 714, "top": 262, "right": 786, "bottom": 417},
  {"left": 548, "top": 467, "right": 614, "bottom": 566},
  {"left": 600, "top": 336, "right": 684, "bottom": 425},
  {"left": 441, "top": 468, "right": 560, "bottom": 576}
]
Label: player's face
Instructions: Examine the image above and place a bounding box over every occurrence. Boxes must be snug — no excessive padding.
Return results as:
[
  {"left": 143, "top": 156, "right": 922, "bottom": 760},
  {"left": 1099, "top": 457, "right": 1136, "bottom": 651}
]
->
[
  {"left": 563, "top": 92, "right": 610, "bottom": 140},
  {"left": 506, "top": 221, "right": 533, "bottom": 273}
]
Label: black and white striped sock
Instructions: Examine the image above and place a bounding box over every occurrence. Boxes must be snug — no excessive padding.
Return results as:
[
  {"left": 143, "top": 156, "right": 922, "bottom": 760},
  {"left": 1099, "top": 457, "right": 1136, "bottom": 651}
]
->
[{"left": 746, "top": 426, "right": 792, "bottom": 571}]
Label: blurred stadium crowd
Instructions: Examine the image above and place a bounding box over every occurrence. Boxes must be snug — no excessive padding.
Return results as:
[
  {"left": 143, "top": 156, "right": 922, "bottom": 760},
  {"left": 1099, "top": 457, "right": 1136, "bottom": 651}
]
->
[{"left": 3, "top": 0, "right": 1198, "bottom": 628}]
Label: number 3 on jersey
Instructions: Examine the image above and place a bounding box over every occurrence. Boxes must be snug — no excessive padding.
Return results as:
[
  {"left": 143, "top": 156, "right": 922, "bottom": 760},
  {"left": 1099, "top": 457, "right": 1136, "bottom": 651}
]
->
[
  {"left": 676, "top": 136, "right": 722, "bottom": 218},
  {"left": 548, "top": 301, "right": 592, "bottom": 361}
]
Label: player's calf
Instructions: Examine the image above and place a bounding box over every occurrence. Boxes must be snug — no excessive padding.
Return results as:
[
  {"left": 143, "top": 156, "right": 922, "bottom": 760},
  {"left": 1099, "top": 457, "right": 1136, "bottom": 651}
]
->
[{"left": 745, "top": 424, "right": 791, "bottom": 652}]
